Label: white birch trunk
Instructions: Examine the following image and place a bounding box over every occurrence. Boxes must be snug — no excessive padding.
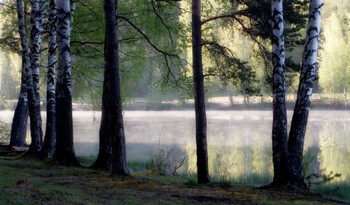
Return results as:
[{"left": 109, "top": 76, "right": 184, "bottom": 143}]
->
[
  {"left": 27, "top": 0, "right": 46, "bottom": 155},
  {"left": 44, "top": 0, "right": 57, "bottom": 159},
  {"left": 271, "top": 0, "right": 289, "bottom": 185},
  {"left": 10, "top": 0, "right": 30, "bottom": 147},
  {"left": 288, "top": 0, "right": 323, "bottom": 186},
  {"left": 56, "top": 0, "right": 78, "bottom": 165}
]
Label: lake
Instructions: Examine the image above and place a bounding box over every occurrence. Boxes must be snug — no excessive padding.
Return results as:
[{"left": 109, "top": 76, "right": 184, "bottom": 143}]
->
[{"left": 1, "top": 109, "right": 349, "bottom": 184}]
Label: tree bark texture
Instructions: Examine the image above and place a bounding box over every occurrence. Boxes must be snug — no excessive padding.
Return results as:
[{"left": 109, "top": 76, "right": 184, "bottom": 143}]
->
[
  {"left": 92, "top": 0, "right": 129, "bottom": 175},
  {"left": 10, "top": 0, "right": 30, "bottom": 147},
  {"left": 26, "top": 0, "right": 46, "bottom": 156},
  {"left": 288, "top": 0, "right": 322, "bottom": 187},
  {"left": 10, "top": 85, "right": 28, "bottom": 147},
  {"left": 44, "top": 0, "right": 57, "bottom": 159},
  {"left": 56, "top": 0, "right": 79, "bottom": 166},
  {"left": 192, "top": 0, "right": 210, "bottom": 184},
  {"left": 271, "top": 0, "right": 289, "bottom": 185}
]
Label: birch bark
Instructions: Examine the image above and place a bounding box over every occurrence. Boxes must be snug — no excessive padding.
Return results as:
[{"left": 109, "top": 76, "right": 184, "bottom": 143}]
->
[
  {"left": 27, "top": 0, "right": 46, "bottom": 155},
  {"left": 44, "top": 0, "right": 57, "bottom": 159},
  {"left": 10, "top": 0, "right": 29, "bottom": 147},
  {"left": 56, "top": 0, "right": 79, "bottom": 165},
  {"left": 271, "top": 0, "right": 289, "bottom": 185},
  {"left": 288, "top": 0, "right": 322, "bottom": 187}
]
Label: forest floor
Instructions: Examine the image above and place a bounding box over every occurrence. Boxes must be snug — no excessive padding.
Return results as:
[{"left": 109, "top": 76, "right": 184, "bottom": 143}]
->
[{"left": 0, "top": 155, "right": 349, "bottom": 205}]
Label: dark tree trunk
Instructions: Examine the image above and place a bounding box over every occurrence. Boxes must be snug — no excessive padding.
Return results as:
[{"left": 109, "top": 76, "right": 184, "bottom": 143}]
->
[
  {"left": 44, "top": 0, "right": 57, "bottom": 159},
  {"left": 271, "top": 0, "right": 289, "bottom": 185},
  {"left": 10, "top": 41, "right": 28, "bottom": 147},
  {"left": 26, "top": 0, "right": 46, "bottom": 156},
  {"left": 10, "top": 92, "right": 28, "bottom": 147},
  {"left": 192, "top": 0, "right": 210, "bottom": 184},
  {"left": 11, "top": 0, "right": 30, "bottom": 146},
  {"left": 288, "top": 0, "right": 322, "bottom": 188},
  {"left": 92, "top": 0, "right": 129, "bottom": 175},
  {"left": 55, "top": 0, "right": 79, "bottom": 166}
]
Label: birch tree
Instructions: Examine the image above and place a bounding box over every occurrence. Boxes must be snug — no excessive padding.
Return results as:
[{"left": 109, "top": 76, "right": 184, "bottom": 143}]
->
[
  {"left": 288, "top": 0, "right": 323, "bottom": 187},
  {"left": 43, "top": 0, "right": 57, "bottom": 159},
  {"left": 270, "top": 0, "right": 323, "bottom": 188},
  {"left": 27, "top": 0, "right": 46, "bottom": 155},
  {"left": 55, "top": 0, "right": 79, "bottom": 165},
  {"left": 271, "top": 0, "right": 288, "bottom": 186},
  {"left": 91, "top": 0, "right": 129, "bottom": 175},
  {"left": 10, "top": 0, "right": 29, "bottom": 147}
]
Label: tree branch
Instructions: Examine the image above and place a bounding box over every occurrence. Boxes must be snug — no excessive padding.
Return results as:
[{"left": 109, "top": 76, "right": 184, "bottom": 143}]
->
[
  {"left": 117, "top": 15, "right": 189, "bottom": 91},
  {"left": 201, "top": 10, "right": 246, "bottom": 26},
  {"left": 151, "top": 0, "right": 175, "bottom": 45},
  {"left": 117, "top": 15, "right": 176, "bottom": 57},
  {"left": 71, "top": 41, "right": 104, "bottom": 46}
]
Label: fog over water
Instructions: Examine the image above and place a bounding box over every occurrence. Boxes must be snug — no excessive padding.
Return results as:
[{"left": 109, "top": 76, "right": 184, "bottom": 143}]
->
[{"left": 1, "top": 109, "right": 349, "bottom": 182}]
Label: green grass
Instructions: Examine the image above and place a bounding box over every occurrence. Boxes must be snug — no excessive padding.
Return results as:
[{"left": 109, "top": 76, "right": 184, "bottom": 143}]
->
[
  {"left": 312, "top": 182, "right": 350, "bottom": 203},
  {"left": 0, "top": 157, "right": 349, "bottom": 205}
]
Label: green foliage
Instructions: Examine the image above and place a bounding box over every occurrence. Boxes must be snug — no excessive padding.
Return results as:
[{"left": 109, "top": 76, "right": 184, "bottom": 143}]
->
[
  {"left": 0, "top": 0, "right": 311, "bottom": 103},
  {"left": 184, "top": 178, "right": 197, "bottom": 187},
  {"left": 1, "top": 0, "right": 188, "bottom": 104},
  {"left": 0, "top": 52, "right": 22, "bottom": 100},
  {"left": 319, "top": 1, "right": 350, "bottom": 96},
  {"left": 0, "top": 0, "right": 22, "bottom": 54},
  {"left": 198, "top": 0, "right": 308, "bottom": 99},
  {"left": 70, "top": 0, "right": 189, "bottom": 103},
  {"left": 204, "top": 41, "right": 261, "bottom": 101}
]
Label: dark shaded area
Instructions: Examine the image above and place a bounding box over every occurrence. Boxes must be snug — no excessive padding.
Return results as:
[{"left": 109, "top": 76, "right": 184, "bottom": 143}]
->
[{"left": 0, "top": 158, "right": 348, "bottom": 205}]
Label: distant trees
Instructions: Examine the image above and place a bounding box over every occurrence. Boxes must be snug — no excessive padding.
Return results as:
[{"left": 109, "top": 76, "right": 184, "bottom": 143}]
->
[
  {"left": 199, "top": 0, "right": 306, "bottom": 101},
  {"left": 319, "top": 1, "right": 350, "bottom": 102}
]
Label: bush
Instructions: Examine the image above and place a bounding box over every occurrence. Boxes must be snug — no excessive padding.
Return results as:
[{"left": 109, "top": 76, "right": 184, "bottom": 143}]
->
[{"left": 150, "top": 144, "right": 187, "bottom": 176}]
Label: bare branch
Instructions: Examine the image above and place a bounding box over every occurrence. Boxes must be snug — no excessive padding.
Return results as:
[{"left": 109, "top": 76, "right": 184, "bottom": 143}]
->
[
  {"left": 117, "top": 15, "right": 176, "bottom": 57},
  {"left": 71, "top": 41, "right": 104, "bottom": 46}
]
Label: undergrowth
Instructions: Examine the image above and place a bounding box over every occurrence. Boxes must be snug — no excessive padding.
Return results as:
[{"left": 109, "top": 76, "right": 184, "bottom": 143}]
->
[{"left": 0, "top": 119, "right": 10, "bottom": 145}]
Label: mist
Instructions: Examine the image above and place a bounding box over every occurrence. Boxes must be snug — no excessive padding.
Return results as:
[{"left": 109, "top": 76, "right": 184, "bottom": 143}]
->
[{"left": 1, "top": 107, "right": 349, "bottom": 185}]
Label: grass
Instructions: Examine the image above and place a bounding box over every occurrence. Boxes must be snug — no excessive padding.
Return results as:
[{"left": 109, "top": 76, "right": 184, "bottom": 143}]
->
[
  {"left": 312, "top": 182, "right": 350, "bottom": 203},
  {"left": 0, "top": 157, "right": 349, "bottom": 205}
]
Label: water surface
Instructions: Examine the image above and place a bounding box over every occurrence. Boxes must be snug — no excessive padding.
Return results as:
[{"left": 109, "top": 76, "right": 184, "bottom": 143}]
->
[{"left": 1, "top": 110, "right": 349, "bottom": 183}]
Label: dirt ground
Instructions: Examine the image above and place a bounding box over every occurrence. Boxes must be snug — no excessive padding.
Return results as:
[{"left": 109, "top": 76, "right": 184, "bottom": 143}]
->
[{"left": 0, "top": 155, "right": 348, "bottom": 205}]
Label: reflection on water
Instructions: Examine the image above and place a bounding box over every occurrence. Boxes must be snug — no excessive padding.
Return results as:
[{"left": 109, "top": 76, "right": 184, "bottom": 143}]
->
[{"left": 1, "top": 110, "right": 349, "bottom": 183}]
